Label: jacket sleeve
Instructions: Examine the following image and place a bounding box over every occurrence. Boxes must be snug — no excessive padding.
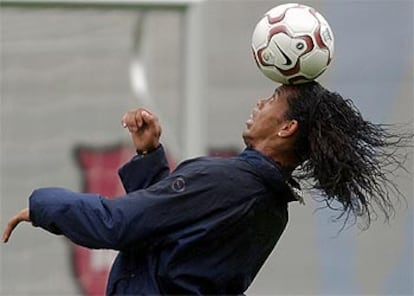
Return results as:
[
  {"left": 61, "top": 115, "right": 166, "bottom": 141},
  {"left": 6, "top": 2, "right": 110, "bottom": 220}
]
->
[
  {"left": 29, "top": 164, "right": 254, "bottom": 251},
  {"left": 118, "top": 145, "right": 170, "bottom": 193},
  {"left": 29, "top": 187, "right": 159, "bottom": 250}
]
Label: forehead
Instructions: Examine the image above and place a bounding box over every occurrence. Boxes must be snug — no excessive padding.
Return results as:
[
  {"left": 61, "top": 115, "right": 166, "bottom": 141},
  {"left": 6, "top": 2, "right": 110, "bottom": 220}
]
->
[
  {"left": 275, "top": 84, "right": 296, "bottom": 98},
  {"left": 273, "top": 85, "right": 292, "bottom": 106}
]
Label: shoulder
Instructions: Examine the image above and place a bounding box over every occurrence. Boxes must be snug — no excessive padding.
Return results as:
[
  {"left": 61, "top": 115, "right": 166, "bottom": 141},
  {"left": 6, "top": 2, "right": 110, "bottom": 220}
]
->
[
  {"left": 168, "top": 156, "right": 266, "bottom": 203},
  {"left": 174, "top": 156, "right": 257, "bottom": 181}
]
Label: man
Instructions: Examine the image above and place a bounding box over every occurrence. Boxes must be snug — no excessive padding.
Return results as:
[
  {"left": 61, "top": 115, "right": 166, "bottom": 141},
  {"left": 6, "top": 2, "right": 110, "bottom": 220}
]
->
[{"left": 3, "top": 82, "right": 411, "bottom": 294}]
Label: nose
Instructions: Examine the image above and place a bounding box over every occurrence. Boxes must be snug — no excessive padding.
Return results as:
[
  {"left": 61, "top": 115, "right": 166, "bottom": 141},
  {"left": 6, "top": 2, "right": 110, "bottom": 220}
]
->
[{"left": 256, "top": 98, "right": 265, "bottom": 108}]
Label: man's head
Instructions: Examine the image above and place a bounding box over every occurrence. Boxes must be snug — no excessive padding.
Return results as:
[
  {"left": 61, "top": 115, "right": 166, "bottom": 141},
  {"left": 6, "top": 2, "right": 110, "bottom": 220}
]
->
[
  {"left": 242, "top": 84, "right": 300, "bottom": 170},
  {"left": 244, "top": 81, "right": 413, "bottom": 230},
  {"left": 242, "top": 82, "right": 324, "bottom": 171}
]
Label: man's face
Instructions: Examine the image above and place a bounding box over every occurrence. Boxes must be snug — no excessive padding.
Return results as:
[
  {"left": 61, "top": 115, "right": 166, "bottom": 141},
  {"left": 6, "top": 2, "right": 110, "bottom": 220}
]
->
[{"left": 242, "top": 85, "right": 292, "bottom": 148}]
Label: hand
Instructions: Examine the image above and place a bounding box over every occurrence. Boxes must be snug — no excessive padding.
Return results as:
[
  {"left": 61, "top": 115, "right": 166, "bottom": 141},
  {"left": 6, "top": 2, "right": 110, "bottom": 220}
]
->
[
  {"left": 2, "top": 208, "right": 30, "bottom": 243},
  {"left": 121, "top": 108, "right": 162, "bottom": 153}
]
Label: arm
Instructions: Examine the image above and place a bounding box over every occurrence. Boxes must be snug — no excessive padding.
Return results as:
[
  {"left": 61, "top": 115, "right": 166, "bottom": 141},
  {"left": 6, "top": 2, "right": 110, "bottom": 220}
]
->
[
  {"left": 5, "top": 168, "right": 219, "bottom": 250},
  {"left": 119, "top": 108, "right": 170, "bottom": 192},
  {"left": 118, "top": 145, "right": 170, "bottom": 193},
  {"left": 2, "top": 182, "right": 209, "bottom": 249},
  {"left": 2, "top": 108, "right": 167, "bottom": 245},
  {"left": 2, "top": 184, "right": 193, "bottom": 249},
  {"left": 3, "top": 162, "right": 256, "bottom": 250}
]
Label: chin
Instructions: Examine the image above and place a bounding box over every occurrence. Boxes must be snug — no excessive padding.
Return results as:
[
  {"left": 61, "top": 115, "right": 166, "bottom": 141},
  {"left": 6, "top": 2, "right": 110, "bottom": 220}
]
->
[{"left": 242, "top": 131, "right": 251, "bottom": 147}]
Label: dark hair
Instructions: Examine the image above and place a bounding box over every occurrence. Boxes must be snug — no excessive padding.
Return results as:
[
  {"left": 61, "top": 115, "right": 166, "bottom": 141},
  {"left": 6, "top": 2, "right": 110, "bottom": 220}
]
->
[{"left": 283, "top": 81, "right": 413, "bottom": 230}]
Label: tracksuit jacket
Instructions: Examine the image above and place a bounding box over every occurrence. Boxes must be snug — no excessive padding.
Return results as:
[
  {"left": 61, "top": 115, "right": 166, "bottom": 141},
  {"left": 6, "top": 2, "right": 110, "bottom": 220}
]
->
[{"left": 29, "top": 145, "right": 300, "bottom": 295}]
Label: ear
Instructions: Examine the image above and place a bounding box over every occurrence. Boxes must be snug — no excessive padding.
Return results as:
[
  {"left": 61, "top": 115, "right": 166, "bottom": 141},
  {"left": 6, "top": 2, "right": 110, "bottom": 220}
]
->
[{"left": 278, "top": 119, "right": 298, "bottom": 138}]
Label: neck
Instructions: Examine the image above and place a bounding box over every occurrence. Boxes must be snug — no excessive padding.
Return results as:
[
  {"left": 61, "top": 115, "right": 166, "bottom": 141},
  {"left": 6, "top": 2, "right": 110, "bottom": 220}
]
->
[{"left": 253, "top": 145, "right": 299, "bottom": 176}]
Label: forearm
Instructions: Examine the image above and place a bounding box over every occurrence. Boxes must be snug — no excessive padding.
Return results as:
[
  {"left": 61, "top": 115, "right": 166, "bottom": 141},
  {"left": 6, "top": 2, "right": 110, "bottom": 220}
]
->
[
  {"left": 30, "top": 188, "right": 127, "bottom": 250},
  {"left": 118, "top": 144, "right": 170, "bottom": 193}
]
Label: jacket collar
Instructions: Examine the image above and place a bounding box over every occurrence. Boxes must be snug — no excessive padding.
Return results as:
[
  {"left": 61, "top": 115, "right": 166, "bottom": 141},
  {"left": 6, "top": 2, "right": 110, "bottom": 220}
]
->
[{"left": 239, "top": 148, "right": 303, "bottom": 203}]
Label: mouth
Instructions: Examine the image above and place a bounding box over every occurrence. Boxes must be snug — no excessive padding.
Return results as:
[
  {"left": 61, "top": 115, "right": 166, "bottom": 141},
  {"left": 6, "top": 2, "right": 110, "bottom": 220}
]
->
[{"left": 245, "top": 110, "right": 256, "bottom": 127}]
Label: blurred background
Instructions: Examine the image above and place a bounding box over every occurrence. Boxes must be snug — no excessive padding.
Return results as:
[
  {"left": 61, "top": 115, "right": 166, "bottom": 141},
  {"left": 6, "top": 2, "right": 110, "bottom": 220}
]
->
[{"left": 1, "top": 0, "right": 413, "bottom": 295}]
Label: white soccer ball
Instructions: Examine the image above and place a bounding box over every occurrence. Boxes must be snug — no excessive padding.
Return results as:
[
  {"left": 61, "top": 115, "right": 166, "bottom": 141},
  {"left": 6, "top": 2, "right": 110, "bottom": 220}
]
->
[{"left": 251, "top": 3, "right": 334, "bottom": 84}]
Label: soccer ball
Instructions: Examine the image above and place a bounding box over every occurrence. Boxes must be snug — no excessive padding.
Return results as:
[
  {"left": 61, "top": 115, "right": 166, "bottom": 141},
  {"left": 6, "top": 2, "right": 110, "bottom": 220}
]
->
[{"left": 251, "top": 3, "right": 334, "bottom": 84}]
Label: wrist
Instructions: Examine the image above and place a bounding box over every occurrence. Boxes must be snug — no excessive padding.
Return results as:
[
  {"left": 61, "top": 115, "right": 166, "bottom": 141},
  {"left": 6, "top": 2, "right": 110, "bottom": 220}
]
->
[{"left": 136, "top": 144, "right": 161, "bottom": 156}]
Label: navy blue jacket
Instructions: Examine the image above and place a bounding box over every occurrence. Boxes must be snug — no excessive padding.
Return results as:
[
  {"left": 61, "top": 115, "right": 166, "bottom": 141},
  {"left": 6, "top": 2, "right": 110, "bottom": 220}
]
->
[{"left": 29, "top": 145, "right": 299, "bottom": 295}]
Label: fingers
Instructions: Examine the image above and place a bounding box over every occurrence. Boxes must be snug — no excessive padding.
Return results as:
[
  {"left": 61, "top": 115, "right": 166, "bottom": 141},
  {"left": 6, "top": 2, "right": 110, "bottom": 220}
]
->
[
  {"left": 141, "top": 111, "right": 160, "bottom": 134},
  {"left": 141, "top": 110, "right": 151, "bottom": 123},
  {"left": 2, "top": 208, "right": 30, "bottom": 243},
  {"left": 121, "top": 108, "right": 153, "bottom": 133},
  {"left": 3, "top": 220, "right": 16, "bottom": 243},
  {"left": 121, "top": 108, "right": 162, "bottom": 152},
  {"left": 134, "top": 110, "right": 144, "bottom": 131}
]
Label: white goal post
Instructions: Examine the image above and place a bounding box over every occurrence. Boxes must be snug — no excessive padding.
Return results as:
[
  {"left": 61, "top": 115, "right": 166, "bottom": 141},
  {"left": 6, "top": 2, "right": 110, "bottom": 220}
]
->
[
  {"left": 0, "top": 0, "right": 202, "bottom": 9},
  {"left": 0, "top": 0, "right": 206, "bottom": 160}
]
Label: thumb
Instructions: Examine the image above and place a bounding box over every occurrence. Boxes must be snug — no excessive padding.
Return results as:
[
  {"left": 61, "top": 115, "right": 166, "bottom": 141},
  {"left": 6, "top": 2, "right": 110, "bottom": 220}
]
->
[
  {"left": 141, "top": 110, "right": 152, "bottom": 122},
  {"left": 141, "top": 110, "right": 158, "bottom": 129}
]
